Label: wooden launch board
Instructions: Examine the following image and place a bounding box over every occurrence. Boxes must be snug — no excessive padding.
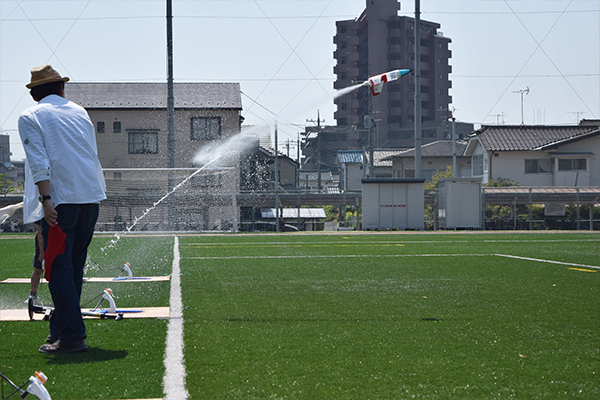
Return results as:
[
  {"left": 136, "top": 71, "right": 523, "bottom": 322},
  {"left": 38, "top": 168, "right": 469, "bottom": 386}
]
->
[
  {"left": 0, "top": 307, "right": 170, "bottom": 322},
  {"left": 1, "top": 276, "right": 170, "bottom": 284}
]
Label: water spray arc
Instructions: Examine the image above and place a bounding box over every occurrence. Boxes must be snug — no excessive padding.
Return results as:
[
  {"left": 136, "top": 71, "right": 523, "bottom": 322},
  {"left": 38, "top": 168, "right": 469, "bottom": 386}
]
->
[{"left": 100, "top": 154, "right": 224, "bottom": 253}]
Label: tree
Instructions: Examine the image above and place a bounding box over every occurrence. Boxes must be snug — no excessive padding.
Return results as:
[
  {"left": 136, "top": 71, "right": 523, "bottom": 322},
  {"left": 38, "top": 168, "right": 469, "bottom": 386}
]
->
[
  {"left": 0, "top": 173, "right": 16, "bottom": 194},
  {"left": 484, "top": 177, "right": 519, "bottom": 187},
  {"left": 424, "top": 165, "right": 453, "bottom": 190}
]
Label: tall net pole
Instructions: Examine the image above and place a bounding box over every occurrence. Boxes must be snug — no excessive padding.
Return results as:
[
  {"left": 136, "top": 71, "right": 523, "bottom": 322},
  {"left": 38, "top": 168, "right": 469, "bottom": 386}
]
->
[{"left": 414, "top": 0, "right": 422, "bottom": 178}]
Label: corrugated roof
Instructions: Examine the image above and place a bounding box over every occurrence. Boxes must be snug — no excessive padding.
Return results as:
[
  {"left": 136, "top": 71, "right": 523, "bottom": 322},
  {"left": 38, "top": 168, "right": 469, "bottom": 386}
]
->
[
  {"left": 261, "top": 208, "right": 326, "bottom": 219},
  {"left": 472, "top": 125, "right": 600, "bottom": 151},
  {"left": 65, "top": 82, "right": 242, "bottom": 109},
  {"left": 337, "top": 150, "right": 363, "bottom": 164}
]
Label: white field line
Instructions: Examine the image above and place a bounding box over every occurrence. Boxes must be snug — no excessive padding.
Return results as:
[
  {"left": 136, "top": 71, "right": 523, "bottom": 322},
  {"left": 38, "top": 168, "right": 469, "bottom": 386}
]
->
[
  {"left": 163, "top": 236, "right": 188, "bottom": 400},
  {"left": 183, "top": 253, "right": 600, "bottom": 271},
  {"left": 184, "top": 238, "right": 600, "bottom": 246},
  {"left": 495, "top": 254, "right": 600, "bottom": 270},
  {"left": 183, "top": 254, "right": 488, "bottom": 260}
]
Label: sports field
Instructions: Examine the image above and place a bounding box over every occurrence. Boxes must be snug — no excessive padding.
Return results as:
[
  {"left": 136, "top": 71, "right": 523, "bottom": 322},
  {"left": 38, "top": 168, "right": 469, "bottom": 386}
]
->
[{"left": 1, "top": 231, "right": 599, "bottom": 399}]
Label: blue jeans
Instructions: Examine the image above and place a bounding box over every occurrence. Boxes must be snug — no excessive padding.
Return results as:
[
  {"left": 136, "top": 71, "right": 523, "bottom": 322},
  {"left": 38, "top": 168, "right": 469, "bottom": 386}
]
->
[{"left": 42, "top": 204, "right": 99, "bottom": 340}]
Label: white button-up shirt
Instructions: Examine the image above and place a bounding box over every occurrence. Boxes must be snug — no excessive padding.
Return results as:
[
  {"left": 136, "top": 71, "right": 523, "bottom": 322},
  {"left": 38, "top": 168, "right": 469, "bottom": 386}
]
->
[{"left": 18, "top": 94, "right": 106, "bottom": 206}]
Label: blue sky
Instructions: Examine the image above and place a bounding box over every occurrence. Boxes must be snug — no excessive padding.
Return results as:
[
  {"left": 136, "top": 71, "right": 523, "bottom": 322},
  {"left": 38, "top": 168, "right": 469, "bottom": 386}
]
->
[{"left": 1, "top": 0, "right": 598, "bottom": 161}]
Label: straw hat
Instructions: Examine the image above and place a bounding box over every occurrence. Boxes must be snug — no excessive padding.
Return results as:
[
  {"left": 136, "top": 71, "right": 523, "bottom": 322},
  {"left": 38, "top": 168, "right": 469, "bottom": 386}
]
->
[{"left": 26, "top": 64, "right": 69, "bottom": 89}]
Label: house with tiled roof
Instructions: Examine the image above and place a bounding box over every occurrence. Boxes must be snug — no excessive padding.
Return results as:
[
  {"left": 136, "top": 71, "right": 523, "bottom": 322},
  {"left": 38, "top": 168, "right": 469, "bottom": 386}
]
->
[
  {"left": 336, "top": 149, "right": 404, "bottom": 191},
  {"left": 336, "top": 150, "right": 364, "bottom": 191},
  {"left": 65, "top": 82, "right": 242, "bottom": 169},
  {"left": 464, "top": 121, "right": 600, "bottom": 186}
]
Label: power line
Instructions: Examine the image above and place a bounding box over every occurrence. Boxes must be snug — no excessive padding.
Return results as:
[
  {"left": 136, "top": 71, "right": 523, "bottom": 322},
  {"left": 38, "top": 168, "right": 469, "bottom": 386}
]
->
[{"left": 482, "top": 0, "right": 579, "bottom": 124}]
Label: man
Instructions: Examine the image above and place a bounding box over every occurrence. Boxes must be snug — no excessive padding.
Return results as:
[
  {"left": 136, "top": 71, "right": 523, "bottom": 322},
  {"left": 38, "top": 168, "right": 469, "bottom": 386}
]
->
[{"left": 18, "top": 64, "right": 106, "bottom": 354}]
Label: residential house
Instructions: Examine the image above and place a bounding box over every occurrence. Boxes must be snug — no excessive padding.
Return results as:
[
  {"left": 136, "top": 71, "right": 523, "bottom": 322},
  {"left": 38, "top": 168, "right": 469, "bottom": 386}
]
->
[
  {"left": 464, "top": 121, "right": 600, "bottom": 186},
  {"left": 64, "top": 82, "right": 243, "bottom": 231},
  {"left": 336, "top": 150, "right": 364, "bottom": 191},
  {"left": 336, "top": 149, "right": 403, "bottom": 192},
  {"left": 64, "top": 82, "right": 242, "bottom": 169}
]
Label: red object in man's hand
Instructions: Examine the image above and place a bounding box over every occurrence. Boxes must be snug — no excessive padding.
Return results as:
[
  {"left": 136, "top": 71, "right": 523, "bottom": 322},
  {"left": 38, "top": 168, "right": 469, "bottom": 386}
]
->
[{"left": 44, "top": 223, "right": 66, "bottom": 281}]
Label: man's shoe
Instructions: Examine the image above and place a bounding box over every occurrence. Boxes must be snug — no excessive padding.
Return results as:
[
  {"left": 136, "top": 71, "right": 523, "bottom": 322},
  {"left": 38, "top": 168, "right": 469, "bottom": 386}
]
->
[
  {"left": 45, "top": 333, "right": 59, "bottom": 344},
  {"left": 39, "top": 338, "right": 87, "bottom": 354}
]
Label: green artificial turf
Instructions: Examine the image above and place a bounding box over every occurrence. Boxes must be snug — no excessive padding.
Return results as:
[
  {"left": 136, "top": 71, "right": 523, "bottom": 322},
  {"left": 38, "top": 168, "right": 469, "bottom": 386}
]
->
[
  {"left": 180, "top": 233, "right": 600, "bottom": 400},
  {"left": 0, "top": 234, "right": 173, "bottom": 399},
  {"left": 2, "top": 232, "right": 599, "bottom": 399}
]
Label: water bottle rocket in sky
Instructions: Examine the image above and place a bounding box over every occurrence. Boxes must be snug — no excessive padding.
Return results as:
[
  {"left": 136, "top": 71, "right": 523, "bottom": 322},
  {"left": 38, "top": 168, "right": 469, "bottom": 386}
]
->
[{"left": 362, "top": 69, "right": 411, "bottom": 96}]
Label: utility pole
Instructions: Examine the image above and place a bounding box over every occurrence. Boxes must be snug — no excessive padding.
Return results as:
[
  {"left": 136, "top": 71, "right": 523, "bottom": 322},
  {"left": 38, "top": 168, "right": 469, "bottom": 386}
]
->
[
  {"left": 166, "top": 0, "right": 175, "bottom": 230},
  {"left": 452, "top": 117, "right": 457, "bottom": 178},
  {"left": 296, "top": 133, "right": 300, "bottom": 189},
  {"left": 166, "top": 0, "right": 175, "bottom": 170},
  {"left": 365, "top": 115, "right": 374, "bottom": 178},
  {"left": 512, "top": 86, "right": 529, "bottom": 125},
  {"left": 274, "top": 122, "right": 279, "bottom": 232},
  {"left": 414, "top": 0, "right": 422, "bottom": 178},
  {"left": 306, "top": 110, "right": 324, "bottom": 190}
]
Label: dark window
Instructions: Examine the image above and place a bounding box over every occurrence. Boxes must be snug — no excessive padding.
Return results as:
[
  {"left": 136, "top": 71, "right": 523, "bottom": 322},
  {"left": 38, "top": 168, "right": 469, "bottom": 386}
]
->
[
  {"left": 113, "top": 121, "right": 121, "bottom": 133},
  {"left": 558, "top": 158, "right": 586, "bottom": 171},
  {"left": 525, "top": 159, "right": 551, "bottom": 174},
  {"left": 97, "top": 121, "right": 105, "bottom": 133},
  {"left": 191, "top": 117, "right": 221, "bottom": 140},
  {"left": 128, "top": 131, "right": 158, "bottom": 154}
]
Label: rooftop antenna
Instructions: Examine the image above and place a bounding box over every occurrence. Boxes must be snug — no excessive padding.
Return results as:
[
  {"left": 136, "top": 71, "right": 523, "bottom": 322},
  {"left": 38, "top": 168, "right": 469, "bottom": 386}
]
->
[
  {"left": 567, "top": 111, "right": 584, "bottom": 124},
  {"left": 512, "top": 87, "right": 529, "bottom": 125},
  {"left": 491, "top": 113, "right": 506, "bottom": 125}
]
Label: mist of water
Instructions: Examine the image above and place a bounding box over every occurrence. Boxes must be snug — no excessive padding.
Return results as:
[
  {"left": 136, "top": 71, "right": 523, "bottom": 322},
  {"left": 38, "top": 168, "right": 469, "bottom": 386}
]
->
[
  {"left": 99, "top": 127, "right": 266, "bottom": 254},
  {"left": 192, "top": 124, "right": 266, "bottom": 167},
  {"left": 334, "top": 83, "right": 364, "bottom": 99}
]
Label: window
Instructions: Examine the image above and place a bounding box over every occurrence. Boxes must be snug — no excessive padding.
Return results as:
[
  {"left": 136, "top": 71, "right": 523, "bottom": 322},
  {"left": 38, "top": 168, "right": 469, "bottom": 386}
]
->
[
  {"left": 113, "top": 121, "right": 121, "bottom": 133},
  {"left": 128, "top": 131, "right": 158, "bottom": 154},
  {"left": 525, "top": 159, "right": 552, "bottom": 174},
  {"left": 191, "top": 117, "right": 221, "bottom": 140},
  {"left": 558, "top": 158, "right": 586, "bottom": 171},
  {"left": 97, "top": 121, "right": 105, "bottom": 133},
  {"left": 473, "top": 154, "right": 484, "bottom": 176}
]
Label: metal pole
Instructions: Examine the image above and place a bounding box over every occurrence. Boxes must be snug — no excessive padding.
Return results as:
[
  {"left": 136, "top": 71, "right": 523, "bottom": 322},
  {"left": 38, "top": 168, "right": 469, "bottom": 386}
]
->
[
  {"left": 166, "top": 0, "right": 175, "bottom": 230},
  {"left": 231, "top": 170, "right": 237, "bottom": 233},
  {"left": 296, "top": 133, "right": 300, "bottom": 189},
  {"left": 529, "top": 188, "right": 533, "bottom": 231},
  {"left": 452, "top": 117, "right": 456, "bottom": 177},
  {"left": 414, "top": 0, "right": 422, "bottom": 178},
  {"left": 0, "top": 147, "right": 5, "bottom": 196},
  {"left": 317, "top": 110, "right": 322, "bottom": 190},
  {"left": 275, "top": 122, "right": 280, "bottom": 232},
  {"left": 576, "top": 188, "right": 580, "bottom": 230},
  {"left": 166, "top": 0, "right": 175, "bottom": 170}
]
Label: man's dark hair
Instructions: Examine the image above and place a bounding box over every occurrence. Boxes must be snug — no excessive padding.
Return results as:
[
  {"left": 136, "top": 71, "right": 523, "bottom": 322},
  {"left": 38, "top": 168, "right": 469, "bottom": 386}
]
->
[{"left": 30, "top": 81, "right": 64, "bottom": 100}]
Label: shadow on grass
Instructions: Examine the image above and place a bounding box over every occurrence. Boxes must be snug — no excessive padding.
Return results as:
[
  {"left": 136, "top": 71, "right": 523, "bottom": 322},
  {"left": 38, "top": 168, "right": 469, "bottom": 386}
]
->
[{"left": 44, "top": 347, "right": 128, "bottom": 365}]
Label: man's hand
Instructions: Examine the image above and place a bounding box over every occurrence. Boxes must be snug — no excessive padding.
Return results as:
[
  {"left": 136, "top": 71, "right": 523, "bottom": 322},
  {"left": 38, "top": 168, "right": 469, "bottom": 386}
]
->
[
  {"left": 42, "top": 200, "right": 57, "bottom": 227},
  {"left": 36, "top": 180, "right": 57, "bottom": 227}
]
